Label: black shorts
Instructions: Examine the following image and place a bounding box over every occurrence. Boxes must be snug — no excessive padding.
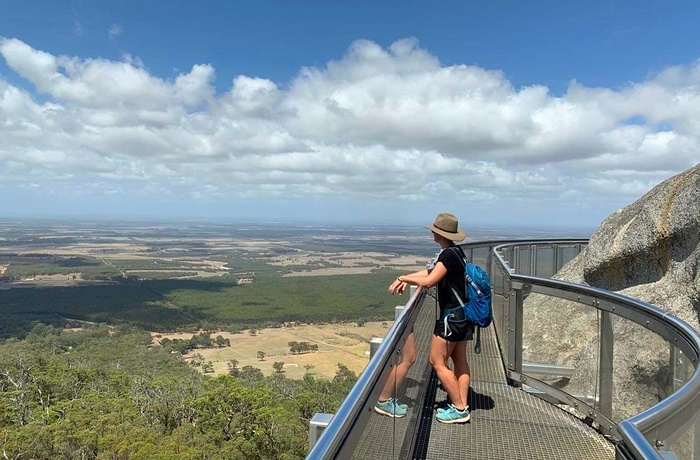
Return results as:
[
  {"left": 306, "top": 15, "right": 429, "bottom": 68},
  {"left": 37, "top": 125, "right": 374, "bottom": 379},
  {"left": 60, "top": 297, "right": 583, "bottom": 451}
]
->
[{"left": 433, "top": 319, "right": 474, "bottom": 342}]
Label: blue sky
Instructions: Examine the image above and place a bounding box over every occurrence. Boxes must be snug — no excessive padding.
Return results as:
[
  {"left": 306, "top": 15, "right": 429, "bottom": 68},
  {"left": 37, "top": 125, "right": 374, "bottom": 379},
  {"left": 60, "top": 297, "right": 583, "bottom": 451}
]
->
[{"left": 1, "top": 0, "right": 699, "bottom": 229}]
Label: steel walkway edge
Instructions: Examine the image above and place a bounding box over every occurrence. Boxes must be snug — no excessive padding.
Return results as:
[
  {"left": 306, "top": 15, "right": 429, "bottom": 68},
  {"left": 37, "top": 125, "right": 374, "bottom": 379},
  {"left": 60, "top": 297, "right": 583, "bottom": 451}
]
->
[{"left": 349, "top": 293, "right": 615, "bottom": 460}]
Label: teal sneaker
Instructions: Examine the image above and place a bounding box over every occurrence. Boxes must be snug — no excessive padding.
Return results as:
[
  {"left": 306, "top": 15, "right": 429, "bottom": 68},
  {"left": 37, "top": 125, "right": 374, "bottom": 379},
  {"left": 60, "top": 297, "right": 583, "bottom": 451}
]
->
[
  {"left": 392, "top": 397, "right": 408, "bottom": 411},
  {"left": 374, "top": 398, "right": 407, "bottom": 418},
  {"left": 437, "top": 403, "right": 469, "bottom": 415},
  {"left": 437, "top": 403, "right": 455, "bottom": 415},
  {"left": 436, "top": 405, "right": 471, "bottom": 424}
]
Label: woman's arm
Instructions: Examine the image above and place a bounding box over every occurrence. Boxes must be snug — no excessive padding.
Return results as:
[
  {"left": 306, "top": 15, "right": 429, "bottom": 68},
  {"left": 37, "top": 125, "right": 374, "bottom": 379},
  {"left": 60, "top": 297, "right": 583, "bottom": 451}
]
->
[
  {"left": 388, "top": 268, "right": 427, "bottom": 294},
  {"left": 388, "top": 264, "right": 446, "bottom": 295}
]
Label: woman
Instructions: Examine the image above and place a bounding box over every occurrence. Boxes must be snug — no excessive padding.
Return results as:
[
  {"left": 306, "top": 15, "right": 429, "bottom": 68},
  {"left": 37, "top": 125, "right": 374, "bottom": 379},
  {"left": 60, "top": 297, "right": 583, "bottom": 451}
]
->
[{"left": 388, "top": 212, "right": 473, "bottom": 424}]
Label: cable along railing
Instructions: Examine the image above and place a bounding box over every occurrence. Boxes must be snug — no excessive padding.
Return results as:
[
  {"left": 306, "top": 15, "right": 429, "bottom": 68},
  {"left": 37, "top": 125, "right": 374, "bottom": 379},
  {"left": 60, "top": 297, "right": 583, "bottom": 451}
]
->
[{"left": 306, "top": 240, "right": 700, "bottom": 460}]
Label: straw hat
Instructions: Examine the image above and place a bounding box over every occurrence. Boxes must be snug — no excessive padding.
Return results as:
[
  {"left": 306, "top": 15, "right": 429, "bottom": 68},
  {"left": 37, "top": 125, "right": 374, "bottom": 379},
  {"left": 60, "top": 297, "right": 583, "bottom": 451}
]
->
[{"left": 425, "top": 212, "right": 466, "bottom": 241}]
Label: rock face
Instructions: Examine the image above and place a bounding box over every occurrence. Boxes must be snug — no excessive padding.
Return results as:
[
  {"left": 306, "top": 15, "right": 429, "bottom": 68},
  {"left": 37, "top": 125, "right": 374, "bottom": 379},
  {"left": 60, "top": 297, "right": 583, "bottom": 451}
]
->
[
  {"left": 521, "top": 163, "right": 700, "bottom": 422},
  {"left": 578, "top": 163, "right": 700, "bottom": 326}
]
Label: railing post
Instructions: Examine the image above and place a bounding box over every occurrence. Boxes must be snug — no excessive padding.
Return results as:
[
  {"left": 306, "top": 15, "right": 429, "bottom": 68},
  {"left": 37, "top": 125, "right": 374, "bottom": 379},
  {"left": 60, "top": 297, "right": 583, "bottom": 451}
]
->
[
  {"left": 486, "top": 245, "right": 494, "bottom": 279},
  {"left": 309, "top": 413, "right": 334, "bottom": 451},
  {"left": 508, "top": 284, "right": 524, "bottom": 387},
  {"left": 668, "top": 343, "right": 678, "bottom": 398},
  {"left": 694, "top": 417, "right": 700, "bottom": 460},
  {"left": 369, "top": 337, "right": 383, "bottom": 360},
  {"left": 599, "top": 308, "right": 614, "bottom": 418}
]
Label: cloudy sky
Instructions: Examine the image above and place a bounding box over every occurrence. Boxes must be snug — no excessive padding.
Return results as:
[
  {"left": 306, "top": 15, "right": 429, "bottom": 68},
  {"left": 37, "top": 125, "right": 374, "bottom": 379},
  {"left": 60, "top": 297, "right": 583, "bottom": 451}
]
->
[{"left": 1, "top": 0, "right": 698, "bottom": 229}]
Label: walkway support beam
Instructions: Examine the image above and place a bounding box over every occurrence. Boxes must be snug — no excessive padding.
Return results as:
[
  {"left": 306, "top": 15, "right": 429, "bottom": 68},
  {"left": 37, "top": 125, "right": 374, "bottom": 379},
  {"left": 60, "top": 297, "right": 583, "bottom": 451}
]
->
[
  {"left": 599, "top": 309, "right": 614, "bottom": 418},
  {"left": 508, "top": 284, "right": 524, "bottom": 387}
]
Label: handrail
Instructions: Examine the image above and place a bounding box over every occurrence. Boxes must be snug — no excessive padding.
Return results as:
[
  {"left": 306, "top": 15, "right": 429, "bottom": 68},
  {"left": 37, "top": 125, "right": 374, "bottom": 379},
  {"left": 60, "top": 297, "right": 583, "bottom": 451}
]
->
[
  {"left": 306, "top": 238, "right": 700, "bottom": 459},
  {"left": 493, "top": 241, "right": 700, "bottom": 460},
  {"left": 306, "top": 286, "right": 425, "bottom": 459},
  {"left": 507, "top": 273, "right": 700, "bottom": 364}
]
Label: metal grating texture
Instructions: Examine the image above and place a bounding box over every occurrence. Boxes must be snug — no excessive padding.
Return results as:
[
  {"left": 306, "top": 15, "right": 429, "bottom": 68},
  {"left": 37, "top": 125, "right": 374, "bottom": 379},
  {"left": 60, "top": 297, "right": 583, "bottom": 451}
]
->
[
  {"left": 349, "top": 292, "right": 437, "bottom": 459},
  {"left": 421, "top": 324, "right": 616, "bottom": 460},
  {"left": 341, "top": 293, "right": 615, "bottom": 460}
]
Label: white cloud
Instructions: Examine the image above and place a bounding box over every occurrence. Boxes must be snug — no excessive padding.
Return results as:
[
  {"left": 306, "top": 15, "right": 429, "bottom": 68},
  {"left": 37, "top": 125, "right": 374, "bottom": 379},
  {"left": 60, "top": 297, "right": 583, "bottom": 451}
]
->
[
  {"left": 109, "top": 24, "right": 123, "bottom": 39},
  {"left": 0, "top": 37, "right": 698, "bottom": 224}
]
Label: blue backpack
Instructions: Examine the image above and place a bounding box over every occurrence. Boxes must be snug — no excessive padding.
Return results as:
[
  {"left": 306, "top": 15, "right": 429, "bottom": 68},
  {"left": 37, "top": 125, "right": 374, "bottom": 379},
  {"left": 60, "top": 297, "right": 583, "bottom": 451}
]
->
[{"left": 446, "top": 247, "right": 493, "bottom": 328}]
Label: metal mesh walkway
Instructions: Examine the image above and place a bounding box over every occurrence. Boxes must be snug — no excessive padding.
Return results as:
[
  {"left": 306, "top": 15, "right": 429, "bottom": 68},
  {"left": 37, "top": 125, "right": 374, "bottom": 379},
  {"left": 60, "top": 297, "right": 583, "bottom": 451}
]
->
[
  {"left": 418, "top": 320, "right": 615, "bottom": 459},
  {"left": 346, "top": 293, "right": 615, "bottom": 459}
]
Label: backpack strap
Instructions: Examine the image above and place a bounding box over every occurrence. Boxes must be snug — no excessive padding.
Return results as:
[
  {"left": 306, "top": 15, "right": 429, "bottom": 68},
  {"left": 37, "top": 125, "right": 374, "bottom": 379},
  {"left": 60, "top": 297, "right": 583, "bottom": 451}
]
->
[
  {"left": 430, "top": 250, "right": 443, "bottom": 323},
  {"left": 448, "top": 247, "right": 485, "bottom": 296},
  {"left": 446, "top": 247, "right": 468, "bottom": 305},
  {"left": 474, "top": 327, "right": 482, "bottom": 354},
  {"left": 448, "top": 247, "right": 483, "bottom": 354}
]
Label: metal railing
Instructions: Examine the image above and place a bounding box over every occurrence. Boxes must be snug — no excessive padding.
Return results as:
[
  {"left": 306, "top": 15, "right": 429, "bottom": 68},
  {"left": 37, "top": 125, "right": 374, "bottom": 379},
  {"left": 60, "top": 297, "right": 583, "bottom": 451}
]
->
[
  {"left": 307, "top": 284, "right": 426, "bottom": 459},
  {"left": 493, "top": 240, "right": 700, "bottom": 460},
  {"left": 307, "top": 239, "right": 700, "bottom": 460}
]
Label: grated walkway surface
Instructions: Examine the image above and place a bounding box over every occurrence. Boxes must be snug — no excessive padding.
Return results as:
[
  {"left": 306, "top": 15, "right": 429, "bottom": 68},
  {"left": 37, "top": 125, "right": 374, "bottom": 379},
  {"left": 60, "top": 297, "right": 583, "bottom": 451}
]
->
[
  {"left": 418, "top": 311, "right": 615, "bottom": 460},
  {"left": 346, "top": 293, "right": 615, "bottom": 459}
]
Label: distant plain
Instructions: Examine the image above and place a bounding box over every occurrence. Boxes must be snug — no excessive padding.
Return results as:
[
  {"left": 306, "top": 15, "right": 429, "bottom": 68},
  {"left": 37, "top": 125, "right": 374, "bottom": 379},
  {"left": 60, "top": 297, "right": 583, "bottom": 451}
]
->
[{"left": 0, "top": 219, "right": 590, "bottom": 377}]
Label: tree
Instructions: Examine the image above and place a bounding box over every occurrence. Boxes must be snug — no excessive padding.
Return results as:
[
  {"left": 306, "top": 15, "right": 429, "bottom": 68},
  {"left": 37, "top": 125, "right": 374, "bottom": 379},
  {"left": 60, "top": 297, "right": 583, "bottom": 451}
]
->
[
  {"left": 189, "top": 333, "right": 212, "bottom": 349},
  {"left": 0, "top": 355, "right": 33, "bottom": 426},
  {"left": 288, "top": 341, "right": 318, "bottom": 355},
  {"left": 0, "top": 315, "right": 356, "bottom": 459},
  {"left": 238, "top": 365, "right": 264, "bottom": 382},
  {"left": 190, "top": 353, "right": 204, "bottom": 367},
  {"left": 256, "top": 351, "right": 265, "bottom": 361},
  {"left": 333, "top": 363, "right": 357, "bottom": 385},
  {"left": 194, "top": 376, "right": 306, "bottom": 458},
  {"left": 228, "top": 359, "right": 240, "bottom": 377}
]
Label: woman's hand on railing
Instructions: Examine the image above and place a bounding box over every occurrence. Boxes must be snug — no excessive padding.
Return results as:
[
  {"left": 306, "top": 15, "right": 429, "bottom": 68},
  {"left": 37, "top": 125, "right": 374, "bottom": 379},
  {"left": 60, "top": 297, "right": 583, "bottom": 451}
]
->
[{"left": 389, "top": 277, "right": 407, "bottom": 295}]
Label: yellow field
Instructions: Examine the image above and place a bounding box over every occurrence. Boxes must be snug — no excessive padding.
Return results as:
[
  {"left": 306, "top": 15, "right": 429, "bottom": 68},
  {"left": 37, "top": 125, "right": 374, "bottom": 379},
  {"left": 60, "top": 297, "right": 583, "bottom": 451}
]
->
[{"left": 153, "top": 321, "right": 393, "bottom": 379}]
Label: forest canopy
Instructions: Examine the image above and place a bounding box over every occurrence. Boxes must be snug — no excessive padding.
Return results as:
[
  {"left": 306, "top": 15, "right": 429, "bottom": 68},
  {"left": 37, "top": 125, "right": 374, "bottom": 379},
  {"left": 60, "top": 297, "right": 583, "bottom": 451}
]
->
[{"left": 0, "top": 324, "right": 357, "bottom": 459}]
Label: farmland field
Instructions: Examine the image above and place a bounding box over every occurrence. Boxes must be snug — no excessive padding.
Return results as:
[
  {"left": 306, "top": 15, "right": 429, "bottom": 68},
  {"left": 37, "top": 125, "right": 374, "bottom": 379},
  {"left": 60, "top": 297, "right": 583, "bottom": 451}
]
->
[
  {"left": 0, "top": 220, "right": 437, "bottom": 374},
  {"left": 0, "top": 219, "right": 573, "bottom": 377},
  {"left": 155, "top": 321, "right": 394, "bottom": 379}
]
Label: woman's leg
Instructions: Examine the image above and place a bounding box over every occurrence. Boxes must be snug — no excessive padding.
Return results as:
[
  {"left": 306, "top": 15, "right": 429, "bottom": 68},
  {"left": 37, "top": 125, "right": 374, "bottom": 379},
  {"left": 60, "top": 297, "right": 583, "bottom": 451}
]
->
[
  {"left": 449, "top": 340, "right": 470, "bottom": 409},
  {"left": 429, "top": 335, "right": 465, "bottom": 410},
  {"left": 379, "top": 332, "right": 416, "bottom": 400}
]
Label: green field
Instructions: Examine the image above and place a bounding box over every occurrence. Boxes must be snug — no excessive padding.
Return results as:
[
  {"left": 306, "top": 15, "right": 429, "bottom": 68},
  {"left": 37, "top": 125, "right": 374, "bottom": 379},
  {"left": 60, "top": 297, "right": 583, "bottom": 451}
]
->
[
  {"left": 0, "top": 270, "right": 403, "bottom": 339},
  {"left": 0, "top": 221, "right": 431, "bottom": 340},
  {"left": 0, "top": 254, "right": 122, "bottom": 280}
]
